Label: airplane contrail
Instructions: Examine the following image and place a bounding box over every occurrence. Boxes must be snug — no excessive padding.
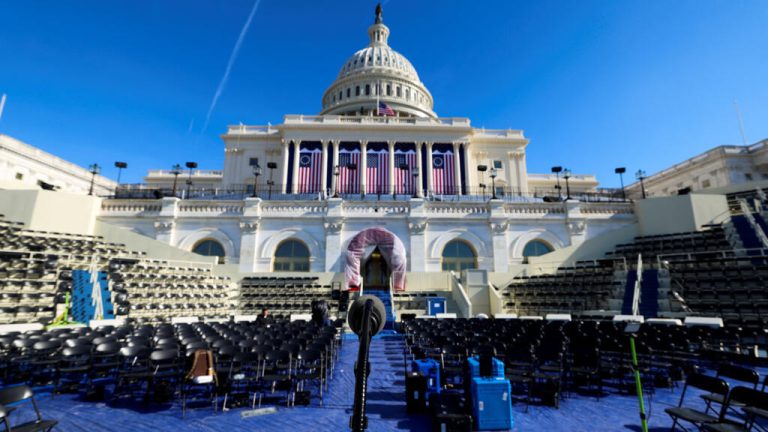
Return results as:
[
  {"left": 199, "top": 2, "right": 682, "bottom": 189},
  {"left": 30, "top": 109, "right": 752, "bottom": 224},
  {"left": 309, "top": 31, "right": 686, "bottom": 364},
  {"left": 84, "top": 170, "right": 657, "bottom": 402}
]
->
[{"left": 202, "top": 0, "right": 261, "bottom": 132}]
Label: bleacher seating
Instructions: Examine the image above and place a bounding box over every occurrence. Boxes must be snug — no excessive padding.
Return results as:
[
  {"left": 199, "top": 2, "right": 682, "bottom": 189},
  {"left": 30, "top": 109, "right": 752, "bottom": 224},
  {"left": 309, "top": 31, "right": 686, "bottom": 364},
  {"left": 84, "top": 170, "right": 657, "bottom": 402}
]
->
[
  {"left": 393, "top": 291, "right": 444, "bottom": 316},
  {"left": 0, "top": 251, "right": 58, "bottom": 324},
  {"left": 667, "top": 255, "right": 768, "bottom": 330},
  {"left": 238, "top": 276, "right": 337, "bottom": 318},
  {"left": 500, "top": 262, "right": 624, "bottom": 316},
  {"left": 0, "top": 215, "right": 233, "bottom": 325},
  {"left": 110, "top": 259, "right": 233, "bottom": 322},
  {"left": 608, "top": 226, "right": 731, "bottom": 261}
]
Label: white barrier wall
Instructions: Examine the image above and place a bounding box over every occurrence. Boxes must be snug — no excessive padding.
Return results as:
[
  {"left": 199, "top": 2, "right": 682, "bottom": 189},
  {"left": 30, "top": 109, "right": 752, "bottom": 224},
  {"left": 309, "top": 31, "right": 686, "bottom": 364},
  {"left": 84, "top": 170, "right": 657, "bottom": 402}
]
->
[
  {"left": 0, "top": 189, "right": 101, "bottom": 235},
  {"left": 635, "top": 194, "right": 730, "bottom": 236}
]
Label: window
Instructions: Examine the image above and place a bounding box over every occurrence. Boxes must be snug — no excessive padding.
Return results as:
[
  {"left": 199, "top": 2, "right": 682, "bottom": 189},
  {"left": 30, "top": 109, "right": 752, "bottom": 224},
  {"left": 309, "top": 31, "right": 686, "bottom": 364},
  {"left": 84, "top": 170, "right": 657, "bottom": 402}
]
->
[
  {"left": 701, "top": 179, "right": 711, "bottom": 188},
  {"left": 355, "top": 86, "right": 360, "bottom": 96},
  {"left": 522, "top": 240, "right": 553, "bottom": 263},
  {"left": 493, "top": 160, "right": 503, "bottom": 169},
  {"left": 273, "top": 239, "right": 310, "bottom": 272},
  {"left": 346, "top": 88, "right": 351, "bottom": 98},
  {"left": 15, "top": 173, "right": 23, "bottom": 180},
  {"left": 405, "top": 88, "right": 410, "bottom": 100},
  {"left": 193, "top": 239, "right": 226, "bottom": 264},
  {"left": 441, "top": 240, "right": 477, "bottom": 272},
  {"left": 339, "top": 91, "right": 343, "bottom": 100},
  {"left": 365, "top": 84, "right": 370, "bottom": 95},
  {"left": 386, "top": 85, "right": 392, "bottom": 96},
  {"left": 745, "top": 173, "right": 753, "bottom": 181},
  {"left": 249, "top": 157, "right": 259, "bottom": 167},
  {"left": 396, "top": 86, "right": 402, "bottom": 97}
]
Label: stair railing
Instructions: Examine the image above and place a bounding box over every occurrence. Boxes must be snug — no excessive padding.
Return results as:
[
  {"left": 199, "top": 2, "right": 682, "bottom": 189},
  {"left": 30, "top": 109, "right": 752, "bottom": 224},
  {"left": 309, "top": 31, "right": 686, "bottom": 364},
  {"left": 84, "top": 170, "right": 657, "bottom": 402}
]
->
[
  {"left": 739, "top": 198, "right": 768, "bottom": 249},
  {"left": 388, "top": 273, "right": 397, "bottom": 323}
]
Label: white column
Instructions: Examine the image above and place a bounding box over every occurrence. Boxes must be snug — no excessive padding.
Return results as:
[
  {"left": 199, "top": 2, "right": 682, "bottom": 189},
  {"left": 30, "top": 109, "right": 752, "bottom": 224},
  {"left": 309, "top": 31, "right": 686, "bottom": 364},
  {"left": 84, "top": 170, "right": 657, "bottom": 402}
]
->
[
  {"left": 321, "top": 140, "right": 329, "bottom": 195},
  {"left": 415, "top": 143, "right": 423, "bottom": 197},
  {"left": 330, "top": 140, "right": 339, "bottom": 195},
  {"left": 426, "top": 142, "right": 434, "bottom": 195},
  {"left": 453, "top": 142, "right": 463, "bottom": 195},
  {"left": 388, "top": 141, "right": 396, "bottom": 195},
  {"left": 465, "top": 142, "right": 474, "bottom": 193},
  {"left": 281, "top": 140, "right": 290, "bottom": 193},
  {"left": 360, "top": 141, "right": 368, "bottom": 195},
  {"left": 291, "top": 141, "right": 301, "bottom": 194},
  {"left": 517, "top": 152, "right": 529, "bottom": 195}
]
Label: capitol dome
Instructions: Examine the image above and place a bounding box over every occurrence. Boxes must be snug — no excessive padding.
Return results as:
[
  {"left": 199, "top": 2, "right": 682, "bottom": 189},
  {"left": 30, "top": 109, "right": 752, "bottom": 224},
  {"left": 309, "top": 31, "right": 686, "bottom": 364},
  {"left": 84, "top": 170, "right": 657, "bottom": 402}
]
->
[{"left": 319, "top": 5, "right": 436, "bottom": 118}]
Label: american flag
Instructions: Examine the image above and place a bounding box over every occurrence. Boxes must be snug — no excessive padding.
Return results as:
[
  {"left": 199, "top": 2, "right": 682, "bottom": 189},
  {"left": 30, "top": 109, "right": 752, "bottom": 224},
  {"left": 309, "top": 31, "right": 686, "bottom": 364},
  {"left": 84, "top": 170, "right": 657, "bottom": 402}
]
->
[
  {"left": 366, "top": 151, "right": 388, "bottom": 194},
  {"left": 338, "top": 149, "right": 360, "bottom": 194},
  {"left": 394, "top": 150, "right": 417, "bottom": 195},
  {"left": 432, "top": 150, "right": 456, "bottom": 195},
  {"left": 378, "top": 101, "right": 395, "bottom": 116},
  {"left": 298, "top": 149, "right": 323, "bottom": 193}
]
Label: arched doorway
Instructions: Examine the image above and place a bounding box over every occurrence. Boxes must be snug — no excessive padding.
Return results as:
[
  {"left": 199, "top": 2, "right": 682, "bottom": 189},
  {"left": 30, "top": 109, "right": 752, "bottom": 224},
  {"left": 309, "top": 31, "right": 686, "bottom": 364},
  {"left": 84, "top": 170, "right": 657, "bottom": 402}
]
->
[
  {"left": 362, "top": 247, "right": 390, "bottom": 289},
  {"left": 345, "top": 227, "right": 406, "bottom": 291}
]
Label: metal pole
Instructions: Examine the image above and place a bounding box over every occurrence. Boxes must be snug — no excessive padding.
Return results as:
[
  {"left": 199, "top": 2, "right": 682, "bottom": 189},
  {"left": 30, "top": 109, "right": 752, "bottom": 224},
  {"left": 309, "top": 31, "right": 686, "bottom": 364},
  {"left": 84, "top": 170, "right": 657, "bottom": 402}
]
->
[
  {"left": 629, "top": 336, "right": 649, "bottom": 432},
  {"left": 619, "top": 172, "right": 625, "bottom": 201},
  {"left": 350, "top": 299, "right": 373, "bottom": 432}
]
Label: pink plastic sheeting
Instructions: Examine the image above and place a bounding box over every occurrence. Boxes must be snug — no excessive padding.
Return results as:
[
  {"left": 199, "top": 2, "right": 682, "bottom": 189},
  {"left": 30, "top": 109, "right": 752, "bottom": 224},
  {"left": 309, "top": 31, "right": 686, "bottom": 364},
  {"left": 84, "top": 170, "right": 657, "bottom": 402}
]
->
[{"left": 345, "top": 227, "right": 407, "bottom": 291}]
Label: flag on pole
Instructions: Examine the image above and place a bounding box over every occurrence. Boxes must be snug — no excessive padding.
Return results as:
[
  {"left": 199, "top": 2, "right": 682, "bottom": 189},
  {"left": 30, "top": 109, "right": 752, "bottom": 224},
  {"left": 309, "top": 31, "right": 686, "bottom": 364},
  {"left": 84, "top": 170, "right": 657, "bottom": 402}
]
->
[
  {"left": 0, "top": 94, "right": 6, "bottom": 121},
  {"left": 632, "top": 254, "right": 643, "bottom": 317},
  {"left": 432, "top": 149, "right": 456, "bottom": 195},
  {"left": 298, "top": 148, "right": 323, "bottom": 193},
  {"left": 378, "top": 101, "right": 395, "bottom": 116},
  {"left": 338, "top": 149, "right": 360, "bottom": 194},
  {"left": 394, "top": 149, "right": 417, "bottom": 195},
  {"left": 366, "top": 150, "right": 389, "bottom": 194}
]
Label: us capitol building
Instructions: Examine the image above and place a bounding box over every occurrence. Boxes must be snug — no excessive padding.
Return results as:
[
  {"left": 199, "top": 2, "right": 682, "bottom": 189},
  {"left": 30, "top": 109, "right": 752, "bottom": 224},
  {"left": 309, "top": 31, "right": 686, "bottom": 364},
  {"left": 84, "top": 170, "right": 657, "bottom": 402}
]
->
[{"left": 16, "top": 6, "right": 636, "bottom": 281}]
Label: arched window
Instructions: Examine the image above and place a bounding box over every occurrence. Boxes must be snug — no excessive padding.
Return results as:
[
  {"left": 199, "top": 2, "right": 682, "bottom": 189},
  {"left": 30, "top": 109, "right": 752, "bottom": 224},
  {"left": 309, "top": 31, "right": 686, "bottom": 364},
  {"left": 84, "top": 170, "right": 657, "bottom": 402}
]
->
[
  {"left": 441, "top": 240, "right": 477, "bottom": 272},
  {"left": 273, "top": 239, "right": 310, "bottom": 272},
  {"left": 522, "top": 240, "right": 553, "bottom": 263},
  {"left": 193, "top": 239, "right": 225, "bottom": 264}
]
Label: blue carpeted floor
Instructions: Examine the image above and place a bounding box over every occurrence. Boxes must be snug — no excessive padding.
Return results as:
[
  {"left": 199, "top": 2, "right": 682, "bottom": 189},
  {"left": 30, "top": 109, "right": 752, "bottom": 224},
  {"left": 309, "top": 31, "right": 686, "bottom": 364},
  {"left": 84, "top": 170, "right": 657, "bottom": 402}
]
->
[{"left": 5, "top": 333, "right": 746, "bottom": 431}]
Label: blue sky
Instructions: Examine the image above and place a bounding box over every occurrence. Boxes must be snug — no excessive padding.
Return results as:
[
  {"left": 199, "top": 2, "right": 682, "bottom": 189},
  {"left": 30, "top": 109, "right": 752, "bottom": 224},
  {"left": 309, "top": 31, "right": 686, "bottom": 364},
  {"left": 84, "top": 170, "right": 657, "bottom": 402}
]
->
[{"left": 0, "top": 0, "right": 766, "bottom": 186}]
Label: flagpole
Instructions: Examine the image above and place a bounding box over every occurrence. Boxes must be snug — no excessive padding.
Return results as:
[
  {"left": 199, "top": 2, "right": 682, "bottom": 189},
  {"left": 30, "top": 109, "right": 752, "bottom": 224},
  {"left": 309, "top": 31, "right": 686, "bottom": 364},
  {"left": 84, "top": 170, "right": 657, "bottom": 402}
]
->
[
  {"left": 0, "top": 94, "right": 6, "bottom": 123},
  {"left": 376, "top": 81, "right": 380, "bottom": 116}
]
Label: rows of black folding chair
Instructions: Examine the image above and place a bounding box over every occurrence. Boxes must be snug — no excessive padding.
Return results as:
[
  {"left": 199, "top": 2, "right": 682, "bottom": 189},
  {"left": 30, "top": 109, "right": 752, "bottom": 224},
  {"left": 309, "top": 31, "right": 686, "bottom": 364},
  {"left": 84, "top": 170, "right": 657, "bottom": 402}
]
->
[
  {"left": 0, "top": 319, "right": 342, "bottom": 418},
  {"left": 403, "top": 318, "right": 753, "bottom": 411}
]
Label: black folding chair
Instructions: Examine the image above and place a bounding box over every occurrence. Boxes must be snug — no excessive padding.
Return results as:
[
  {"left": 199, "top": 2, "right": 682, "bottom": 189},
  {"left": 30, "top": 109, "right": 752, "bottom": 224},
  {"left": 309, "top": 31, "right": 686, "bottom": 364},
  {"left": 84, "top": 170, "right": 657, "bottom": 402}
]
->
[
  {"left": 666, "top": 373, "right": 729, "bottom": 431},
  {"left": 55, "top": 345, "right": 92, "bottom": 395},
  {"left": 703, "top": 386, "right": 768, "bottom": 432},
  {"left": 702, "top": 364, "right": 760, "bottom": 415},
  {"left": 257, "top": 350, "right": 293, "bottom": 407},
  {"left": 295, "top": 349, "right": 324, "bottom": 405},
  {"left": 0, "top": 385, "right": 58, "bottom": 432}
]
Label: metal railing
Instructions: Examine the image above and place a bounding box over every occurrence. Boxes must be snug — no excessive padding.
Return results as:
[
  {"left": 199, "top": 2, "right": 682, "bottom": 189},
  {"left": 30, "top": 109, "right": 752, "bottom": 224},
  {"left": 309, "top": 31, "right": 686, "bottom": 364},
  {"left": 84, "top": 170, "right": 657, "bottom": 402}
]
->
[
  {"left": 109, "top": 184, "right": 631, "bottom": 203},
  {"left": 655, "top": 247, "right": 768, "bottom": 268}
]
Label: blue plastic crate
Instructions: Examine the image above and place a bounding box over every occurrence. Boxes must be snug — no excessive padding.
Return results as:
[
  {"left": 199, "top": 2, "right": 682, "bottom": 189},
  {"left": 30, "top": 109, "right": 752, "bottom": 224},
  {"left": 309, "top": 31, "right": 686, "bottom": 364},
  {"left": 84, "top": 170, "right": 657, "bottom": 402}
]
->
[
  {"left": 467, "top": 356, "right": 505, "bottom": 379},
  {"left": 470, "top": 377, "right": 513, "bottom": 431},
  {"left": 412, "top": 358, "right": 440, "bottom": 395},
  {"left": 427, "top": 297, "right": 446, "bottom": 315}
]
